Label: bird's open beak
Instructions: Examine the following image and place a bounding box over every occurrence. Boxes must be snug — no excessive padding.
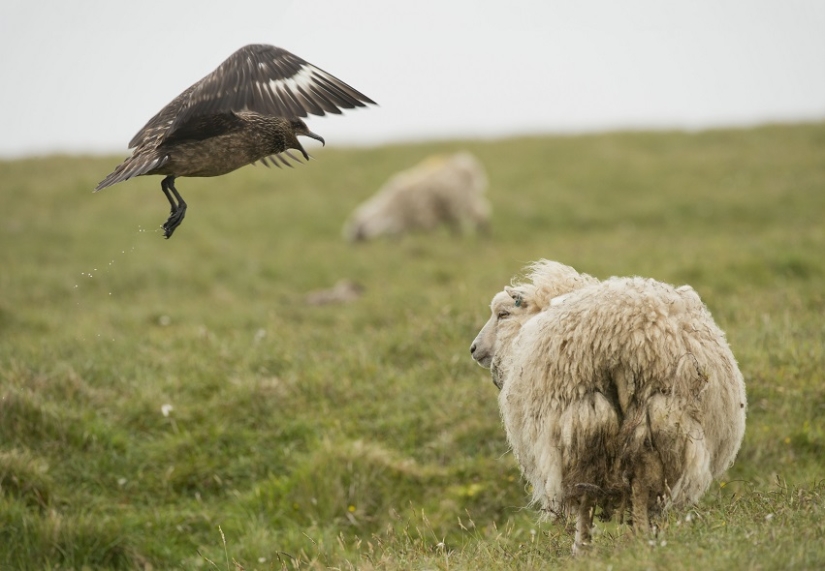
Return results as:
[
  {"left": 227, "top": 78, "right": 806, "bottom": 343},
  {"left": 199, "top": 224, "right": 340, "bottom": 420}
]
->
[
  {"left": 296, "top": 131, "right": 324, "bottom": 161},
  {"left": 305, "top": 130, "right": 325, "bottom": 147}
]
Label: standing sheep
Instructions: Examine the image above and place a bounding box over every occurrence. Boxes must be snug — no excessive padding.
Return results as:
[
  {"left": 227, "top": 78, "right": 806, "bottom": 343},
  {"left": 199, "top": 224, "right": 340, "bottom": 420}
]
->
[
  {"left": 343, "top": 152, "right": 490, "bottom": 241},
  {"left": 470, "top": 260, "right": 746, "bottom": 554}
]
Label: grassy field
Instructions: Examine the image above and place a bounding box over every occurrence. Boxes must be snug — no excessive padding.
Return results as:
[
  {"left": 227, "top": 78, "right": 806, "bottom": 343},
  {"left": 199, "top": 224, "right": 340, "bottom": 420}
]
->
[{"left": 1, "top": 123, "right": 824, "bottom": 570}]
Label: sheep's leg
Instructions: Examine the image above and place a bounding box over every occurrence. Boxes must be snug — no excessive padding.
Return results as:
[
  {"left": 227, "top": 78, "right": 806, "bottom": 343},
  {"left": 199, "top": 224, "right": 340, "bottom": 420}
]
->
[
  {"left": 631, "top": 478, "right": 650, "bottom": 535},
  {"left": 572, "top": 494, "right": 595, "bottom": 556},
  {"left": 444, "top": 216, "right": 462, "bottom": 236},
  {"left": 476, "top": 218, "right": 492, "bottom": 237},
  {"left": 617, "top": 493, "right": 629, "bottom": 525}
]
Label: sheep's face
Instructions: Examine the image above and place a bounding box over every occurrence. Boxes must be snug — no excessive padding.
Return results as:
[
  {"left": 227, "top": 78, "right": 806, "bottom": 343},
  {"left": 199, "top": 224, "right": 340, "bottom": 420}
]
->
[
  {"left": 471, "top": 285, "right": 537, "bottom": 388},
  {"left": 343, "top": 198, "right": 402, "bottom": 242}
]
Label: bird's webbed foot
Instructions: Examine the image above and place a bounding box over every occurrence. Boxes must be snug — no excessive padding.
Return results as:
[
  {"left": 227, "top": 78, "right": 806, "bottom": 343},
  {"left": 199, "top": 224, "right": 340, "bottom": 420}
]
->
[
  {"left": 160, "top": 176, "right": 187, "bottom": 239},
  {"left": 162, "top": 206, "right": 187, "bottom": 239}
]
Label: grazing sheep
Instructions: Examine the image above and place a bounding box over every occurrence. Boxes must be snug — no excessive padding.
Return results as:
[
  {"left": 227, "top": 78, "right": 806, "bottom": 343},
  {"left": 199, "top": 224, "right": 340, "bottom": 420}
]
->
[
  {"left": 470, "top": 260, "right": 747, "bottom": 554},
  {"left": 343, "top": 152, "right": 490, "bottom": 241}
]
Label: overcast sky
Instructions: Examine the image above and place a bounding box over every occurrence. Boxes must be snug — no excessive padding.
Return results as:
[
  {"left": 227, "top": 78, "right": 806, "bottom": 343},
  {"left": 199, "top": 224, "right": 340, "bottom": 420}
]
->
[{"left": 1, "top": 0, "right": 824, "bottom": 158}]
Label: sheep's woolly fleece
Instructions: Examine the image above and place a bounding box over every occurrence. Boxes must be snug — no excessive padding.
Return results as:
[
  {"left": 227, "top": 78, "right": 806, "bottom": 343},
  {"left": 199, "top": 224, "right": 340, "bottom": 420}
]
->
[
  {"left": 471, "top": 260, "right": 746, "bottom": 549},
  {"left": 343, "top": 151, "right": 490, "bottom": 241}
]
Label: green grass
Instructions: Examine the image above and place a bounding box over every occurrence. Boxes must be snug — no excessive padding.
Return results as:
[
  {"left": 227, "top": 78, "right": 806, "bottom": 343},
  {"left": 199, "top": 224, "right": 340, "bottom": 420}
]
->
[{"left": 1, "top": 123, "right": 824, "bottom": 570}]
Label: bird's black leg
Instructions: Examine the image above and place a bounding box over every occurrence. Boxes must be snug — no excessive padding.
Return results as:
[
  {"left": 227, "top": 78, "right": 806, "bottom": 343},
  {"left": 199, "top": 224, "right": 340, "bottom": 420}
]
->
[{"left": 160, "top": 176, "right": 187, "bottom": 239}]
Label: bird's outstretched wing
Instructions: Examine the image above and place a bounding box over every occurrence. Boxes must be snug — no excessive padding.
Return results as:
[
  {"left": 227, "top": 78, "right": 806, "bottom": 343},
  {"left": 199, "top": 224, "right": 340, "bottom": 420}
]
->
[{"left": 128, "top": 44, "right": 376, "bottom": 149}]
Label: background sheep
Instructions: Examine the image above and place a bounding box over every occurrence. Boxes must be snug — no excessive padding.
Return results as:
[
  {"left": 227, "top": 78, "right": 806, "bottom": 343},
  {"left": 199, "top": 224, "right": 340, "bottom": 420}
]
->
[
  {"left": 343, "top": 151, "right": 490, "bottom": 241},
  {"left": 470, "top": 260, "right": 747, "bottom": 554}
]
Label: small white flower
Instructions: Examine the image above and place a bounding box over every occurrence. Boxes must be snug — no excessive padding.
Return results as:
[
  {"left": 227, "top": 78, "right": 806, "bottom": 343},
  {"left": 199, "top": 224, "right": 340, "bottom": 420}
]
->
[{"left": 161, "top": 404, "right": 174, "bottom": 417}]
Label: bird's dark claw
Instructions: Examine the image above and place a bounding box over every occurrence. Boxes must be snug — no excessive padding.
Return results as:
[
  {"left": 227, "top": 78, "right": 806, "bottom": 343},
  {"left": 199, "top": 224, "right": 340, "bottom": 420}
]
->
[
  {"left": 160, "top": 176, "right": 187, "bottom": 239},
  {"left": 162, "top": 205, "right": 187, "bottom": 239}
]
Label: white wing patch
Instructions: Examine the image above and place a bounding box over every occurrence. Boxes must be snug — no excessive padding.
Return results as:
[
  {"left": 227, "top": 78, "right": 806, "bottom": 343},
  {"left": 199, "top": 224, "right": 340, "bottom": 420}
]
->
[{"left": 265, "top": 64, "right": 317, "bottom": 96}]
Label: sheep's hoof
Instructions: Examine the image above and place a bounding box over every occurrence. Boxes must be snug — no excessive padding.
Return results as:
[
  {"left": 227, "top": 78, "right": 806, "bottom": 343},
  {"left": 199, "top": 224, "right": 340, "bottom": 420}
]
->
[{"left": 572, "top": 540, "right": 591, "bottom": 557}]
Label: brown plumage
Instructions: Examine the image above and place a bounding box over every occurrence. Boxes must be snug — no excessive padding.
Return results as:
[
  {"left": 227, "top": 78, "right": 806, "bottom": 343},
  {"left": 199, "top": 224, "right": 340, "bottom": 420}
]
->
[{"left": 96, "top": 44, "right": 376, "bottom": 238}]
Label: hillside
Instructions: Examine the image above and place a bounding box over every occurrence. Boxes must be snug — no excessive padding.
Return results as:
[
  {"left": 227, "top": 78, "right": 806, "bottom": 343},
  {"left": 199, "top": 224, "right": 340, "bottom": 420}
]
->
[{"left": 1, "top": 123, "right": 824, "bottom": 569}]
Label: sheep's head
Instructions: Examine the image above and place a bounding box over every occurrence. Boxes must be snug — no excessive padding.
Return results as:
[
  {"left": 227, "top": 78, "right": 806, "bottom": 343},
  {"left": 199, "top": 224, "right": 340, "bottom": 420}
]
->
[
  {"left": 343, "top": 194, "right": 402, "bottom": 242},
  {"left": 470, "top": 285, "right": 538, "bottom": 388}
]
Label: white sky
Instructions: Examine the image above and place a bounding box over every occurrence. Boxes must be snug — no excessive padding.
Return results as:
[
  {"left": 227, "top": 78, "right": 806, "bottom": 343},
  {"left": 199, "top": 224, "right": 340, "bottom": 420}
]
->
[{"left": 1, "top": 0, "right": 824, "bottom": 158}]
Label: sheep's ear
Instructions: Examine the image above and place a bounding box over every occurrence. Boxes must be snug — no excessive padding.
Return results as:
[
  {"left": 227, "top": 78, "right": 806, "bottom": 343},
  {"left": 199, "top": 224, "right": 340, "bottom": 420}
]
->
[{"left": 505, "top": 286, "right": 528, "bottom": 308}]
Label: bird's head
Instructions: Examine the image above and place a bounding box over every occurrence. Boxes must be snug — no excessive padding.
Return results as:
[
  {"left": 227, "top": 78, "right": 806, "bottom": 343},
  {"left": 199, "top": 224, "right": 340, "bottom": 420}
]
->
[{"left": 287, "top": 118, "right": 325, "bottom": 160}]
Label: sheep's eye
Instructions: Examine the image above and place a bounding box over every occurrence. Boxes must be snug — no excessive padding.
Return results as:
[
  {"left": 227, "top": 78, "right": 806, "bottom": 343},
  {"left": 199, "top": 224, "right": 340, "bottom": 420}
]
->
[{"left": 497, "top": 310, "right": 510, "bottom": 320}]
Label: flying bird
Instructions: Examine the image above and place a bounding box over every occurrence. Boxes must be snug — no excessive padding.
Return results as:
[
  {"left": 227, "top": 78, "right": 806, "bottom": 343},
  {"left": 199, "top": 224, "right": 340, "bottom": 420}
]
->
[{"left": 96, "top": 44, "right": 376, "bottom": 238}]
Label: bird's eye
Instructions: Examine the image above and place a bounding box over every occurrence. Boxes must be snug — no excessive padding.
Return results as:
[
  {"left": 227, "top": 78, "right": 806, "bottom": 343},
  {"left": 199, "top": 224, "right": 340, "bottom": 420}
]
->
[{"left": 497, "top": 310, "right": 510, "bottom": 320}]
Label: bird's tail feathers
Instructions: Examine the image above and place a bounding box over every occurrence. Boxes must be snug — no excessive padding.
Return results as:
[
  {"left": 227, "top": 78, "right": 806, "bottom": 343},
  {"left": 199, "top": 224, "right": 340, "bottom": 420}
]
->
[{"left": 94, "top": 153, "right": 168, "bottom": 192}]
